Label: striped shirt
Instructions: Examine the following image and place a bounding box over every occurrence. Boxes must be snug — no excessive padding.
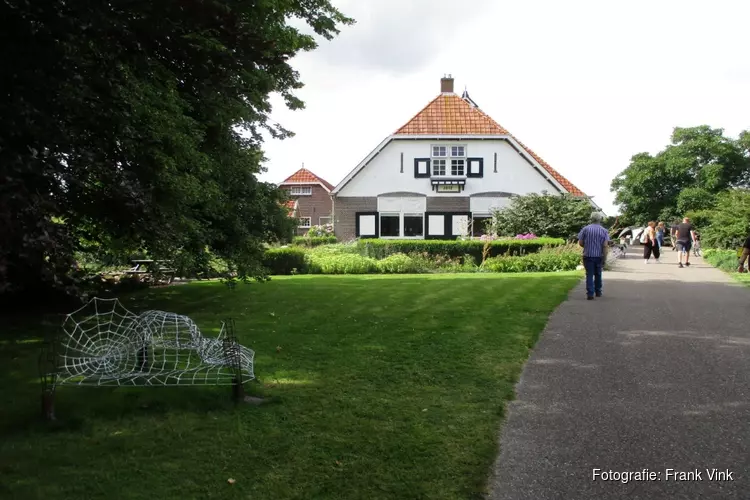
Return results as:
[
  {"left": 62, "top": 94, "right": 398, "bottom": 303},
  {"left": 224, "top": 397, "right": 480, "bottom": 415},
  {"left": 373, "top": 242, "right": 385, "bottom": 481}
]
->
[{"left": 578, "top": 223, "right": 610, "bottom": 258}]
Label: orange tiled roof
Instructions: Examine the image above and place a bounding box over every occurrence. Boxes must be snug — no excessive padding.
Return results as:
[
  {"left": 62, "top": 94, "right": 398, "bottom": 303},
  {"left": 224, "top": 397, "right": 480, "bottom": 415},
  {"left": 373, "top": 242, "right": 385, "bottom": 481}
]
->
[
  {"left": 394, "top": 93, "right": 585, "bottom": 196},
  {"left": 280, "top": 168, "right": 335, "bottom": 191},
  {"left": 282, "top": 200, "right": 297, "bottom": 216}
]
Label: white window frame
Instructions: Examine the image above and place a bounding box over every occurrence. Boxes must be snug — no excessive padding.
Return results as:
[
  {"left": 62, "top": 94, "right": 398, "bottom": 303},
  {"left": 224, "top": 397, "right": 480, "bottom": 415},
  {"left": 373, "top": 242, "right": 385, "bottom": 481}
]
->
[
  {"left": 298, "top": 217, "right": 312, "bottom": 228},
  {"left": 289, "top": 186, "right": 312, "bottom": 196},
  {"left": 402, "top": 213, "right": 425, "bottom": 239},
  {"left": 378, "top": 212, "right": 425, "bottom": 239},
  {"left": 318, "top": 216, "right": 332, "bottom": 225},
  {"left": 431, "top": 144, "right": 467, "bottom": 177}
]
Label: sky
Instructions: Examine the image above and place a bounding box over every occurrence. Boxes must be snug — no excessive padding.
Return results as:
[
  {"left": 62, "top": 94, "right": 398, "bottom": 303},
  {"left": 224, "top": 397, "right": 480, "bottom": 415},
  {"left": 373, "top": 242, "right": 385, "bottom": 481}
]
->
[{"left": 256, "top": 0, "right": 750, "bottom": 215}]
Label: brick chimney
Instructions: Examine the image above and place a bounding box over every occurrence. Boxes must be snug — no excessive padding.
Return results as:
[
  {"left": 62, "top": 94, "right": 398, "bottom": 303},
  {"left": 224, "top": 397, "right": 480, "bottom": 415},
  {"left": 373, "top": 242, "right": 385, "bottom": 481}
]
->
[{"left": 440, "top": 74, "right": 454, "bottom": 93}]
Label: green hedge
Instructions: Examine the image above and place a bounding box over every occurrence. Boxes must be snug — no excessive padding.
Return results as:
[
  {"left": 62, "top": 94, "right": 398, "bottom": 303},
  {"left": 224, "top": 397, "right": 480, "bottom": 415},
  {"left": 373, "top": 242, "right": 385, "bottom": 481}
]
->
[
  {"left": 292, "top": 236, "right": 337, "bottom": 247},
  {"left": 357, "top": 238, "right": 565, "bottom": 261},
  {"left": 482, "top": 251, "right": 581, "bottom": 273},
  {"left": 307, "top": 253, "right": 379, "bottom": 274},
  {"left": 263, "top": 247, "right": 307, "bottom": 275},
  {"left": 702, "top": 248, "right": 741, "bottom": 273}
]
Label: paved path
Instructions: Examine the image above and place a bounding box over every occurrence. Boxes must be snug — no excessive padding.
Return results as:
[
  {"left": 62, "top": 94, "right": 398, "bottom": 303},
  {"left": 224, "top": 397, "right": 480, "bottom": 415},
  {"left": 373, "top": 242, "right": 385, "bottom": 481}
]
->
[{"left": 488, "top": 247, "right": 750, "bottom": 499}]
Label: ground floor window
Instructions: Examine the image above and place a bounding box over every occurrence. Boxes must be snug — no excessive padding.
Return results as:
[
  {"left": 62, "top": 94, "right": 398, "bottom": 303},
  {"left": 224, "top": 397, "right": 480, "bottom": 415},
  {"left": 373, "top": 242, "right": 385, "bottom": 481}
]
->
[
  {"left": 472, "top": 216, "right": 492, "bottom": 236},
  {"left": 378, "top": 212, "right": 424, "bottom": 238},
  {"left": 380, "top": 213, "right": 400, "bottom": 237},
  {"left": 299, "top": 217, "right": 312, "bottom": 228},
  {"left": 403, "top": 214, "right": 424, "bottom": 237},
  {"left": 318, "top": 216, "right": 332, "bottom": 225}
]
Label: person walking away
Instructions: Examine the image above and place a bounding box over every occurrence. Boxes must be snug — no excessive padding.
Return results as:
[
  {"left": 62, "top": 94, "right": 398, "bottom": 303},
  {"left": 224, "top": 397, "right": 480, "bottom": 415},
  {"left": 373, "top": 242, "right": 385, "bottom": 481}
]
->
[
  {"left": 578, "top": 212, "right": 610, "bottom": 300},
  {"left": 738, "top": 232, "right": 750, "bottom": 273},
  {"left": 674, "top": 217, "right": 696, "bottom": 268},
  {"left": 642, "top": 221, "right": 660, "bottom": 263}
]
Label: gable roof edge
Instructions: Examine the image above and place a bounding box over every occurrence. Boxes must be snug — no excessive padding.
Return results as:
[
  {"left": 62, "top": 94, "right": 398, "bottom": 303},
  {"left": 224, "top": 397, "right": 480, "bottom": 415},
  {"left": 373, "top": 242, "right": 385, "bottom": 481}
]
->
[{"left": 332, "top": 136, "right": 393, "bottom": 195}]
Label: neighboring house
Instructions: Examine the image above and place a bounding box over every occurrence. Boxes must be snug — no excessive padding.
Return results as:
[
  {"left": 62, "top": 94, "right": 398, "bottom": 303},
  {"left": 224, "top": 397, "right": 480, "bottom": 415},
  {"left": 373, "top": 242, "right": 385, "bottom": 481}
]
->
[
  {"left": 330, "top": 76, "right": 591, "bottom": 240},
  {"left": 279, "top": 167, "right": 335, "bottom": 236}
]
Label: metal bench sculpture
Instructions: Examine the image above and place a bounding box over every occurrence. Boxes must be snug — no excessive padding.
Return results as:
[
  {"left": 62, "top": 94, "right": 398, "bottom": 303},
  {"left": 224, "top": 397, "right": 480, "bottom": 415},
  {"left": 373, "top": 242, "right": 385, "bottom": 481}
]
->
[{"left": 39, "top": 297, "right": 255, "bottom": 420}]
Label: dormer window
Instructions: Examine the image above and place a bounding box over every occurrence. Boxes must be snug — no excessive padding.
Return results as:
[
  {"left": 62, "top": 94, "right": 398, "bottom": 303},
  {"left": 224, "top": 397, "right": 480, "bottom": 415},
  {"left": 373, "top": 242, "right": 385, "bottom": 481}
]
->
[{"left": 431, "top": 144, "right": 466, "bottom": 177}]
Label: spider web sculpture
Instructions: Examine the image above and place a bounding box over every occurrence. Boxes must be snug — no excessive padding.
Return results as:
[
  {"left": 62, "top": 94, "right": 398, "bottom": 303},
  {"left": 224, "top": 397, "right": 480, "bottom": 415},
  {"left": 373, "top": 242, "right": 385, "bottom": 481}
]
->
[{"left": 39, "top": 297, "right": 254, "bottom": 418}]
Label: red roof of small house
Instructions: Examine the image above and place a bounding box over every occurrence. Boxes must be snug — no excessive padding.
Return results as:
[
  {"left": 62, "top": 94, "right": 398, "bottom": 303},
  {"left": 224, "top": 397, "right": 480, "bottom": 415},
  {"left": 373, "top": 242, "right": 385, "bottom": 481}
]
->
[
  {"left": 282, "top": 199, "right": 297, "bottom": 216},
  {"left": 280, "top": 168, "right": 335, "bottom": 191},
  {"left": 394, "top": 93, "right": 585, "bottom": 197}
]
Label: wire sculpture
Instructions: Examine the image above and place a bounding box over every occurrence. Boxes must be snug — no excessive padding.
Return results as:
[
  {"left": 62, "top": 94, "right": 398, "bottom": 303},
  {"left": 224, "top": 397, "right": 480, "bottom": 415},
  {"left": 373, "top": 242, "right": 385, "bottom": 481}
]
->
[{"left": 39, "top": 297, "right": 255, "bottom": 419}]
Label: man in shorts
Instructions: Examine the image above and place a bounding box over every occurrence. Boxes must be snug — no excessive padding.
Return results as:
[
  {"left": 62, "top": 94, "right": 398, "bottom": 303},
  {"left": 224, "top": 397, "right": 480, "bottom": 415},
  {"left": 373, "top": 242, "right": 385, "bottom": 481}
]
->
[{"left": 674, "top": 217, "right": 696, "bottom": 268}]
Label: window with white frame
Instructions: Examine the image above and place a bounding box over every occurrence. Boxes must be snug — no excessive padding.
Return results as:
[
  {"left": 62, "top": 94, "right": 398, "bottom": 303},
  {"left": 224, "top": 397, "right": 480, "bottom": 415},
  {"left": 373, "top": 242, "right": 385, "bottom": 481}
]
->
[
  {"left": 289, "top": 186, "right": 312, "bottom": 195},
  {"left": 377, "top": 213, "right": 425, "bottom": 238},
  {"left": 319, "top": 216, "right": 331, "bottom": 225},
  {"left": 298, "top": 217, "right": 311, "bottom": 228},
  {"left": 380, "top": 213, "right": 400, "bottom": 237},
  {"left": 431, "top": 144, "right": 466, "bottom": 176}
]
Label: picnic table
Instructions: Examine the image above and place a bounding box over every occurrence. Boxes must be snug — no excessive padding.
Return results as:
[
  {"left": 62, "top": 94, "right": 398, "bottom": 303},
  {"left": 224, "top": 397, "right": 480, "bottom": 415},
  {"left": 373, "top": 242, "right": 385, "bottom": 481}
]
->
[{"left": 124, "top": 260, "right": 176, "bottom": 285}]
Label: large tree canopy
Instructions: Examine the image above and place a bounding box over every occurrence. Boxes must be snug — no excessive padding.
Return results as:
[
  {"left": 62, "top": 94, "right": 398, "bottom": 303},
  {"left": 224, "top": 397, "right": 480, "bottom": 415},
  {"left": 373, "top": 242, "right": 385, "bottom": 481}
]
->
[
  {"left": 0, "top": 1, "right": 353, "bottom": 300},
  {"left": 610, "top": 126, "right": 750, "bottom": 224}
]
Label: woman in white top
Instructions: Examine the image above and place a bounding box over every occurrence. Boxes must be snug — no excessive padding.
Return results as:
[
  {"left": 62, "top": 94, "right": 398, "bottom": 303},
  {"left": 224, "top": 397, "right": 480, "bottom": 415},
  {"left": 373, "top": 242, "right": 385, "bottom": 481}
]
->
[{"left": 643, "top": 221, "right": 660, "bottom": 263}]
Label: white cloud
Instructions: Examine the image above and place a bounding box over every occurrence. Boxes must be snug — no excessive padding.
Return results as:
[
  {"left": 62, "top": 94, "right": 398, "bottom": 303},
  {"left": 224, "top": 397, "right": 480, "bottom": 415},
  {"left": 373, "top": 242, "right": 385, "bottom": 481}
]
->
[{"left": 259, "top": 0, "right": 750, "bottom": 215}]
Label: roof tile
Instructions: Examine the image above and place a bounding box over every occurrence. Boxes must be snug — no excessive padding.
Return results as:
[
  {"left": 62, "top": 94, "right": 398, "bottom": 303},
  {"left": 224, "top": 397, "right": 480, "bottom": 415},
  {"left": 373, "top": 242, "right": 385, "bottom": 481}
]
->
[
  {"left": 394, "top": 93, "right": 585, "bottom": 197},
  {"left": 280, "top": 168, "right": 335, "bottom": 191}
]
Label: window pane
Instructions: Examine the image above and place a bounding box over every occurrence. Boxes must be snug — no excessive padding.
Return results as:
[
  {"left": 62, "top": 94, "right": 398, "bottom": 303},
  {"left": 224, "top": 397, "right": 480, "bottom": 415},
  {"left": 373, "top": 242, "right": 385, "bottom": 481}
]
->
[
  {"left": 403, "top": 215, "right": 423, "bottom": 237},
  {"left": 472, "top": 217, "right": 492, "bottom": 236},
  {"left": 433, "top": 145, "right": 446, "bottom": 157},
  {"left": 452, "top": 146, "right": 465, "bottom": 157},
  {"left": 432, "top": 159, "right": 446, "bottom": 176},
  {"left": 380, "top": 214, "right": 400, "bottom": 237},
  {"left": 451, "top": 159, "right": 465, "bottom": 176}
]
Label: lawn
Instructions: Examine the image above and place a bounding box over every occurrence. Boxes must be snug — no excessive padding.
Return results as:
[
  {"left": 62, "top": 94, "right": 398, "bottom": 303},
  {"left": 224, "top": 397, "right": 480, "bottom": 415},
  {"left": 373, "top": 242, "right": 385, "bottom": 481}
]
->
[{"left": 0, "top": 272, "right": 580, "bottom": 500}]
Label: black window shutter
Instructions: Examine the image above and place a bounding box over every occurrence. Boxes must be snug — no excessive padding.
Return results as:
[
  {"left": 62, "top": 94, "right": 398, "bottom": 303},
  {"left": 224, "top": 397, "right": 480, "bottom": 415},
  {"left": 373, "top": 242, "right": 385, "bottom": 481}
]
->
[
  {"left": 467, "top": 158, "right": 484, "bottom": 178},
  {"left": 414, "top": 158, "right": 431, "bottom": 178}
]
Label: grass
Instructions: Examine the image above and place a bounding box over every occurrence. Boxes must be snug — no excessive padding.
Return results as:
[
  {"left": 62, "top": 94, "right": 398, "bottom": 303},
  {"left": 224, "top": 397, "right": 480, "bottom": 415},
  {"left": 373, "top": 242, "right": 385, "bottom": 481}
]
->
[{"left": 0, "top": 272, "right": 581, "bottom": 500}]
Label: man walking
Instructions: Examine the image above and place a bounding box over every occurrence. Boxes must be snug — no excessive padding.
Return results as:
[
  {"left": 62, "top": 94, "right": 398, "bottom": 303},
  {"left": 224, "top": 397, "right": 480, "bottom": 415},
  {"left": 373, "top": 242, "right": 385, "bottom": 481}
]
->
[
  {"left": 674, "top": 217, "right": 696, "bottom": 268},
  {"left": 578, "top": 212, "right": 610, "bottom": 300}
]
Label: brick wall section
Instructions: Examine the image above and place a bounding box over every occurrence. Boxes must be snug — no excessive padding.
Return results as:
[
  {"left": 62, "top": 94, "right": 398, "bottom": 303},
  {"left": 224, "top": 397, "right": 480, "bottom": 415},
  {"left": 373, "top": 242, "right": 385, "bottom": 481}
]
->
[
  {"left": 286, "top": 185, "right": 333, "bottom": 236},
  {"left": 426, "top": 197, "right": 470, "bottom": 212},
  {"left": 332, "top": 196, "right": 377, "bottom": 241}
]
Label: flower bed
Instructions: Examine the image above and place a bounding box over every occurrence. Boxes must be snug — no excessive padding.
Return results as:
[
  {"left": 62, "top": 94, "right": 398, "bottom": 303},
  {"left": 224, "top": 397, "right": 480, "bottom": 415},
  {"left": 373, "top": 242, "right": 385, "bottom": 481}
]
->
[
  {"left": 356, "top": 237, "right": 565, "bottom": 261},
  {"left": 263, "top": 242, "right": 581, "bottom": 275}
]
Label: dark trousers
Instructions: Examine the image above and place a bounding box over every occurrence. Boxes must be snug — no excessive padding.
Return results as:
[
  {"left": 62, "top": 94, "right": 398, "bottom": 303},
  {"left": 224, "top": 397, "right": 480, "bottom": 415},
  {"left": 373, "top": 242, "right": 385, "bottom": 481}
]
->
[
  {"left": 583, "top": 256, "right": 603, "bottom": 297},
  {"left": 643, "top": 241, "right": 660, "bottom": 260}
]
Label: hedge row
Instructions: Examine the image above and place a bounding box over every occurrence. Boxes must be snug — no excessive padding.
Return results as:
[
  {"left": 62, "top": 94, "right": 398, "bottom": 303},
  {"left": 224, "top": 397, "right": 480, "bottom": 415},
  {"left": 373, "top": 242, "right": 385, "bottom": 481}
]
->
[
  {"left": 291, "top": 236, "right": 337, "bottom": 247},
  {"left": 356, "top": 238, "right": 565, "bottom": 261},
  {"left": 702, "top": 249, "right": 742, "bottom": 273},
  {"left": 262, "top": 247, "right": 580, "bottom": 275}
]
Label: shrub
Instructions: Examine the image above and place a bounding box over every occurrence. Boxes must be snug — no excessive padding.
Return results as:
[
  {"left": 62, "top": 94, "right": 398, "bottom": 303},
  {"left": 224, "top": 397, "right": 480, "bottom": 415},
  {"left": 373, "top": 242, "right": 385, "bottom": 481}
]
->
[
  {"left": 306, "top": 223, "right": 335, "bottom": 237},
  {"left": 292, "top": 236, "right": 337, "bottom": 247},
  {"left": 377, "top": 253, "right": 423, "bottom": 274},
  {"left": 307, "top": 243, "right": 360, "bottom": 256},
  {"left": 263, "top": 247, "right": 307, "bottom": 275},
  {"left": 357, "top": 238, "right": 564, "bottom": 261},
  {"left": 702, "top": 249, "right": 740, "bottom": 273},
  {"left": 483, "top": 246, "right": 581, "bottom": 273},
  {"left": 307, "top": 253, "right": 379, "bottom": 274}
]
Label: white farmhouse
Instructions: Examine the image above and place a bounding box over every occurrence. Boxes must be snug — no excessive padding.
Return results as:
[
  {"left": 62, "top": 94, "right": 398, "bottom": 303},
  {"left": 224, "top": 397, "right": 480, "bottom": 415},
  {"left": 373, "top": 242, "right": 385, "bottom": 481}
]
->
[{"left": 331, "top": 76, "right": 588, "bottom": 240}]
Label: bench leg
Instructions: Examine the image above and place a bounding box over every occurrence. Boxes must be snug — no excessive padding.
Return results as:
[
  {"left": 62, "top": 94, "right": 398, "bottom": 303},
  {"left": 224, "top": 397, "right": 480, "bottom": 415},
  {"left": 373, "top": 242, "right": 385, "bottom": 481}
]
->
[
  {"left": 42, "top": 389, "right": 56, "bottom": 421},
  {"left": 232, "top": 376, "right": 245, "bottom": 402}
]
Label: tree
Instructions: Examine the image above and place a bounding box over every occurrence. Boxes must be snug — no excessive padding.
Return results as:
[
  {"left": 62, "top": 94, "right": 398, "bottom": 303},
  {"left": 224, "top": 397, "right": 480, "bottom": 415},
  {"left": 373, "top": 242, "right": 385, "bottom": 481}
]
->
[
  {"left": 491, "top": 192, "right": 597, "bottom": 240},
  {"left": 0, "top": 1, "right": 353, "bottom": 302},
  {"left": 610, "top": 126, "right": 750, "bottom": 224},
  {"left": 696, "top": 189, "right": 750, "bottom": 249}
]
